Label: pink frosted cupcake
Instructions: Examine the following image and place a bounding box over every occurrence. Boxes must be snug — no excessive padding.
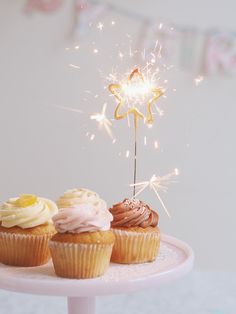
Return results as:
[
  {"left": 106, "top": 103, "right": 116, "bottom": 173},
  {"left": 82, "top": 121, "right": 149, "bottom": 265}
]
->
[{"left": 49, "top": 188, "right": 115, "bottom": 279}]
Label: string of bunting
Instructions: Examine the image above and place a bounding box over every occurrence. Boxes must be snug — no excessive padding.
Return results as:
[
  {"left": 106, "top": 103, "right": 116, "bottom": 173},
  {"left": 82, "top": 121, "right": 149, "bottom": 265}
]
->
[{"left": 24, "top": 0, "right": 236, "bottom": 75}]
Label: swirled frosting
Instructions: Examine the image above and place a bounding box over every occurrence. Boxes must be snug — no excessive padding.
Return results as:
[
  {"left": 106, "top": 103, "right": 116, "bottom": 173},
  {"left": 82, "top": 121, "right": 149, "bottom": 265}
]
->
[
  {"left": 54, "top": 188, "right": 113, "bottom": 233},
  {"left": 109, "top": 199, "right": 158, "bottom": 228},
  {"left": 57, "top": 188, "right": 105, "bottom": 209},
  {"left": 0, "top": 195, "right": 58, "bottom": 229}
]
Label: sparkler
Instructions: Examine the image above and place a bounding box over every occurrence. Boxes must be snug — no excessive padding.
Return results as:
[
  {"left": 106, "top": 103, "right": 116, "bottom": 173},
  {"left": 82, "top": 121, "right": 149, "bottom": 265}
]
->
[
  {"left": 62, "top": 19, "right": 181, "bottom": 217},
  {"left": 109, "top": 68, "right": 164, "bottom": 127},
  {"left": 109, "top": 67, "right": 164, "bottom": 197},
  {"left": 130, "top": 168, "right": 179, "bottom": 217}
]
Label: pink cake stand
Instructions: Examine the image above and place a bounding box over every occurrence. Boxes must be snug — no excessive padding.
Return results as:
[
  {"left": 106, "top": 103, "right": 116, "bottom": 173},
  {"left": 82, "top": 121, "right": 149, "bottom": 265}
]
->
[{"left": 0, "top": 234, "right": 194, "bottom": 314}]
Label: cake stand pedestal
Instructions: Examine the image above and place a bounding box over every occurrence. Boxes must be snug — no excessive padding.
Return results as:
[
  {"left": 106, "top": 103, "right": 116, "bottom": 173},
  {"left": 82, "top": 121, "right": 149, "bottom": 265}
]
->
[{"left": 0, "top": 234, "right": 194, "bottom": 314}]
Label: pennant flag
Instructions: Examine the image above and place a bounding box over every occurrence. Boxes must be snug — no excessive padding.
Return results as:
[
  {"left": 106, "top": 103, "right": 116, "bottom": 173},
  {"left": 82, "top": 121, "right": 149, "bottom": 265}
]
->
[
  {"left": 25, "top": 0, "right": 62, "bottom": 13},
  {"left": 204, "top": 32, "right": 236, "bottom": 75},
  {"left": 74, "top": 0, "right": 107, "bottom": 39}
]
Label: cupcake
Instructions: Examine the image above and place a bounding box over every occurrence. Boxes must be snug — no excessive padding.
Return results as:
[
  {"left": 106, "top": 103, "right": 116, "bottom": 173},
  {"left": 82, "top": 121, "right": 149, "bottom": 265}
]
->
[
  {"left": 109, "top": 198, "right": 160, "bottom": 264},
  {"left": 49, "top": 188, "right": 115, "bottom": 279},
  {"left": 0, "top": 194, "right": 58, "bottom": 267}
]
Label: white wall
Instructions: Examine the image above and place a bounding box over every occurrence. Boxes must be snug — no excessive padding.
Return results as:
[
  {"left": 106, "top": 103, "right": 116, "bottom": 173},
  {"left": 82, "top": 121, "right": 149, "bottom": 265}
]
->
[{"left": 0, "top": 0, "right": 235, "bottom": 270}]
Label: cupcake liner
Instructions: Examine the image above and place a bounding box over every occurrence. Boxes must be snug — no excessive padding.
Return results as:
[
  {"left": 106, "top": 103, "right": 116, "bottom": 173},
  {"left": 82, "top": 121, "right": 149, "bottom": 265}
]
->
[
  {"left": 0, "top": 232, "right": 53, "bottom": 267},
  {"left": 111, "top": 228, "right": 160, "bottom": 264},
  {"left": 49, "top": 241, "right": 113, "bottom": 279}
]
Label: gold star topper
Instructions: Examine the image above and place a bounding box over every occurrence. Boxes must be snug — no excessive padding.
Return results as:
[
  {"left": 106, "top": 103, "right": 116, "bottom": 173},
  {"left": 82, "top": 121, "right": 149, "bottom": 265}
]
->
[{"left": 108, "top": 68, "right": 164, "bottom": 128}]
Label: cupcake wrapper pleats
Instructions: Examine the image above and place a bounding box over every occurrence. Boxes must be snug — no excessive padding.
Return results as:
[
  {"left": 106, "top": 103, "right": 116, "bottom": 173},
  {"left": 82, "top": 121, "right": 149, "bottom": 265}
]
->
[
  {"left": 111, "top": 228, "right": 160, "bottom": 264},
  {"left": 49, "top": 241, "right": 113, "bottom": 279},
  {"left": 0, "top": 232, "right": 53, "bottom": 267}
]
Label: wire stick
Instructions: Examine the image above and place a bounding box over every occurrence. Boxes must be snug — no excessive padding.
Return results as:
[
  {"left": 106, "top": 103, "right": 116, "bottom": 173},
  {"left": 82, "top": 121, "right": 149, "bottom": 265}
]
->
[{"left": 133, "top": 118, "right": 137, "bottom": 198}]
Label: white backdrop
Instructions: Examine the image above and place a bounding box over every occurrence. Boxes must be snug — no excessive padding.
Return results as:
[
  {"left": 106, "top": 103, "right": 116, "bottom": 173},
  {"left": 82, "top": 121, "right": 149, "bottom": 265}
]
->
[{"left": 0, "top": 0, "right": 235, "bottom": 270}]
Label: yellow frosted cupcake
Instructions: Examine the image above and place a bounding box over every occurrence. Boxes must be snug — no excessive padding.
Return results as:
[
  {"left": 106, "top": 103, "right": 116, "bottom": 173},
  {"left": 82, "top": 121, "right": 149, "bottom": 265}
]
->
[
  {"left": 50, "top": 188, "right": 115, "bottom": 279},
  {"left": 109, "top": 198, "right": 160, "bottom": 264},
  {"left": 0, "top": 194, "right": 58, "bottom": 267}
]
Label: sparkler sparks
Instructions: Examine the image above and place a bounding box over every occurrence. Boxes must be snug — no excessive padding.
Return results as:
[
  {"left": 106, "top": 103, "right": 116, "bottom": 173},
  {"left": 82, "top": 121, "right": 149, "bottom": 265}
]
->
[
  {"left": 154, "top": 140, "right": 159, "bottom": 149},
  {"left": 118, "top": 51, "right": 124, "bottom": 59},
  {"left": 90, "top": 103, "right": 113, "bottom": 139},
  {"left": 53, "top": 105, "right": 83, "bottom": 114},
  {"left": 97, "top": 22, "right": 104, "bottom": 31},
  {"left": 144, "top": 136, "right": 147, "bottom": 146},
  {"left": 130, "top": 168, "right": 179, "bottom": 217},
  {"left": 109, "top": 67, "right": 164, "bottom": 127},
  {"left": 69, "top": 63, "right": 80, "bottom": 69},
  {"left": 194, "top": 75, "right": 204, "bottom": 86}
]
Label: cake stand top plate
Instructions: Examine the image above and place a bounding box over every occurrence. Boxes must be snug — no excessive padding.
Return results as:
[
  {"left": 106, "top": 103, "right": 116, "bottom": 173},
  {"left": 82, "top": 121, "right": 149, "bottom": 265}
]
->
[{"left": 0, "top": 234, "right": 194, "bottom": 297}]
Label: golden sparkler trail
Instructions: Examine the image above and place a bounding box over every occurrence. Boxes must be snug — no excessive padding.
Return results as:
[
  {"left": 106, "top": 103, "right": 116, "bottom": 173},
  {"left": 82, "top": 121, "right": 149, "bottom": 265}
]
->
[
  {"left": 130, "top": 168, "right": 179, "bottom": 217},
  {"left": 54, "top": 103, "right": 113, "bottom": 140},
  {"left": 90, "top": 103, "right": 114, "bottom": 139},
  {"left": 53, "top": 105, "right": 83, "bottom": 114}
]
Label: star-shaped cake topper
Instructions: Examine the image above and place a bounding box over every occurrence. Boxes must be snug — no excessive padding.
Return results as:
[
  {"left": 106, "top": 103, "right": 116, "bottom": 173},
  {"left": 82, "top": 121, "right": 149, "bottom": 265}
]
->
[{"left": 109, "top": 68, "right": 164, "bottom": 128}]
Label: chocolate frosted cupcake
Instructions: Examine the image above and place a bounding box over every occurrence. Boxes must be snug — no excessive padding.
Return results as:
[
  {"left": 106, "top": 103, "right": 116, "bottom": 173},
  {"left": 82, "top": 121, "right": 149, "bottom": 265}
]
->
[{"left": 109, "top": 198, "right": 160, "bottom": 264}]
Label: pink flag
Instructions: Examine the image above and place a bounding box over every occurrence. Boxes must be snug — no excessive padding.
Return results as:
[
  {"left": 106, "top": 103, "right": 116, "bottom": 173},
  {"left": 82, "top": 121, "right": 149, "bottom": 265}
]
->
[
  {"left": 204, "top": 32, "right": 236, "bottom": 75},
  {"left": 25, "top": 0, "right": 62, "bottom": 13}
]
